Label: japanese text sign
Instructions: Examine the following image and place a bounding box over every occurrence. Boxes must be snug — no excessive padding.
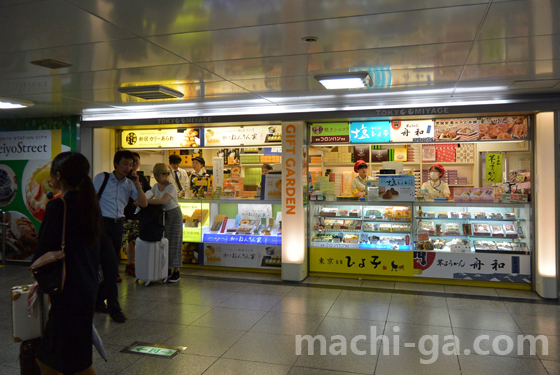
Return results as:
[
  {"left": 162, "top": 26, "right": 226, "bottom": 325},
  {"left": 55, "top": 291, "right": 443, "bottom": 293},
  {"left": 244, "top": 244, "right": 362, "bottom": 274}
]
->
[
  {"left": 486, "top": 153, "right": 503, "bottom": 183},
  {"left": 390, "top": 120, "right": 434, "bottom": 142},
  {"left": 121, "top": 129, "right": 200, "bottom": 149},
  {"left": 310, "top": 123, "right": 350, "bottom": 144},
  {"left": 350, "top": 121, "right": 391, "bottom": 143},
  {"left": 204, "top": 125, "right": 278, "bottom": 146},
  {"left": 310, "top": 248, "right": 413, "bottom": 276}
]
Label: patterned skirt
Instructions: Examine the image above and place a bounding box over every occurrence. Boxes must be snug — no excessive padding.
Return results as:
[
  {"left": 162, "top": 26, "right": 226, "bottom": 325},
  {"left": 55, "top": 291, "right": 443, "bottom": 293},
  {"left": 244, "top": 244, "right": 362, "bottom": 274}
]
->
[{"left": 164, "top": 206, "right": 183, "bottom": 268}]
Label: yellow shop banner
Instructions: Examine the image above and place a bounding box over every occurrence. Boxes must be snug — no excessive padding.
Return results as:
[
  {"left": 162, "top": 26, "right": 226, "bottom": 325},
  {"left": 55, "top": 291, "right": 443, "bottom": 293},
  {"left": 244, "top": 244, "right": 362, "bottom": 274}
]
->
[{"left": 310, "top": 248, "right": 414, "bottom": 276}]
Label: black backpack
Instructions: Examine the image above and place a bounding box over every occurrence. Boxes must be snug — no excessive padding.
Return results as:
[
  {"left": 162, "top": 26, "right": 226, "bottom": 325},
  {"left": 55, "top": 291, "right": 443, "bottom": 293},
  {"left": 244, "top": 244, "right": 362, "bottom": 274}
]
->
[{"left": 137, "top": 204, "right": 165, "bottom": 242}]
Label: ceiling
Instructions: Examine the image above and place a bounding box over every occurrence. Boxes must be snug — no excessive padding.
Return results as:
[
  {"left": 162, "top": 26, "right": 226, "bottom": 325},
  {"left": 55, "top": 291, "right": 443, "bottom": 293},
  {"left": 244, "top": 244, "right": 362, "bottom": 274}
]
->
[{"left": 1, "top": 0, "right": 559, "bottom": 122}]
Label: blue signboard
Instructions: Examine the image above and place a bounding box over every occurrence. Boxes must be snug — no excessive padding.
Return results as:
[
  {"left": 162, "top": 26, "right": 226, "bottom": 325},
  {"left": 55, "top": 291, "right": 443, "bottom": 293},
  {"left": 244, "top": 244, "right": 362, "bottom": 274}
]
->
[
  {"left": 350, "top": 121, "right": 391, "bottom": 143},
  {"left": 203, "top": 233, "right": 282, "bottom": 245}
]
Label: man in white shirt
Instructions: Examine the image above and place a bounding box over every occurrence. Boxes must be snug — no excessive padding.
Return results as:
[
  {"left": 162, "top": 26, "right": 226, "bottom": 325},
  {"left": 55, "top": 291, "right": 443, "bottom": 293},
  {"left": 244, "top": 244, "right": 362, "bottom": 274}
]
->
[{"left": 168, "top": 154, "right": 189, "bottom": 197}]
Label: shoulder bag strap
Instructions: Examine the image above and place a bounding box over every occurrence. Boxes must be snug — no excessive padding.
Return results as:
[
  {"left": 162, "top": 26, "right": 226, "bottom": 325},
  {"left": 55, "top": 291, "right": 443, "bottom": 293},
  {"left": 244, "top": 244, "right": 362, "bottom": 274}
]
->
[
  {"left": 61, "top": 198, "right": 67, "bottom": 253},
  {"left": 96, "top": 172, "right": 110, "bottom": 199}
]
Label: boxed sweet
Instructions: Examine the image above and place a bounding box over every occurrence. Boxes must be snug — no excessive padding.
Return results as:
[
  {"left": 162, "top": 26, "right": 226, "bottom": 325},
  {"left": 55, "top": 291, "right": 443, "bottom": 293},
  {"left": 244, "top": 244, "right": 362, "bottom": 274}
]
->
[
  {"left": 503, "top": 224, "right": 518, "bottom": 237},
  {"left": 365, "top": 209, "right": 383, "bottom": 218},
  {"left": 379, "top": 223, "right": 392, "bottom": 232},
  {"left": 496, "top": 242, "right": 512, "bottom": 251},
  {"left": 474, "top": 212, "right": 487, "bottom": 219},
  {"left": 394, "top": 207, "right": 411, "bottom": 221},
  {"left": 442, "top": 222, "right": 461, "bottom": 236},
  {"left": 349, "top": 208, "right": 361, "bottom": 217},
  {"left": 438, "top": 211, "right": 449, "bottom": 218},
  {"left": 473, "top": 223, "right": 491, "bottom": 236},
  {"left": 371, "top": 149, "right": 389, "bottom": 162},
  {"left": 460, "top": 212, "right": 472, "bottom": 219},
  {"left": 363, "top": 222, "right": 380, "bottom": 232},
  {"left": 392, "top": 223, "right": 411, "bottom": 232},
  {"left": 394, "top": 148, "right": 407, "bottom": 162},
  {"left": 422, "top": 145, "right": 436, "bottom": 162},
  {"left": 462, "top": 223, "right": 472, "bottom": 236},
  {"left": 320, "top": 208, "right": 338, "bottom": 216},
  {"left": 504, "top": 212, "right": 516, "bottom": 220},
  {"left": 453, "top": 188, "right": 469, "bottom": 202},
  {"left": 491, "top": 225, "right": 504, "bottom": 237},
  {"left": 384, "top": 207, "right": 395, "bottom": 219},
  {"left": 343, "top": 234, "right": 359, "bottom": 243},
  {"left": 418, "top": 221, "right": 435, "bottom": 235}
]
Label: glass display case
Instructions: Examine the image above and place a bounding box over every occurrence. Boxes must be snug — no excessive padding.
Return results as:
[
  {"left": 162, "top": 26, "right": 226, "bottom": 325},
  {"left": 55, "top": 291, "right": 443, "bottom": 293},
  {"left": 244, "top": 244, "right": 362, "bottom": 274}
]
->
[
  {"left": 413, "top": 202, "right": 531, "bottom": 254},
  {"left": 179, "top": 199, "right": 282, "bottom": 269},
  {"left": 309, "top": 201, "right": 413, "bottom": 251}
]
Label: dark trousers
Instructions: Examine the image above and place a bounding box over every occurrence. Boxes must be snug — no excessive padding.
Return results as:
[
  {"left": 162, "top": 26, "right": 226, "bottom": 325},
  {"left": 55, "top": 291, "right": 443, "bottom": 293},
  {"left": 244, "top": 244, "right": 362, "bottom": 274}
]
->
[{"left": 96, "top": 218, "right": 124, "bottom": 313}]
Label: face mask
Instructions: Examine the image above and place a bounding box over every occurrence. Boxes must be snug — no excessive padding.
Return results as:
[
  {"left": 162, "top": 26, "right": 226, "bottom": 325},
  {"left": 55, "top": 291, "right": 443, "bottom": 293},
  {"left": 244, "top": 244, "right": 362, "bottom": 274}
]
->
[{"left": 430, "top": 172, "right": 440, "bottom": 180}]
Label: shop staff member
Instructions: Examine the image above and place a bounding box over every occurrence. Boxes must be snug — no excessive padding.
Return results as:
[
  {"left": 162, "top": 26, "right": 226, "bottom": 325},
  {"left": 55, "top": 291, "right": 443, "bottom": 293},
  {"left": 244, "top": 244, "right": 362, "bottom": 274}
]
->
[
  {"left": 351, "top": 160, "right": 374, "bottom": 198},
  {"left": 421, "top": 163, "right": 450, "bottom": 199},
  {"left": 261, "top": 163, "right": 273, "bottom": 175},
  {"left": 168, "top": 154, "right": 188, "bottom": 196},
  {"left": 190, "top": 156, "right": 210, "bottom": 197}
]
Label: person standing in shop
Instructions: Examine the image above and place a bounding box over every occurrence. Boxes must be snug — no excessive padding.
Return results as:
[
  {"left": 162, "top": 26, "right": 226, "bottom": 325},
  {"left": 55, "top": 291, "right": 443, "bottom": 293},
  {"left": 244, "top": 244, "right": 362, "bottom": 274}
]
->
[
  {"left": 147, "top": 163, "right": 183, "bottom": 283},
  {"left": 421, "top": 163, "right": 450, "bottom": 199},
  {"left": 122, "top": 152, "right": 151, "bottom": 277},
  {"left": 261, "top": 163, "right": 273, "bottom": 175},
  {"left": 93, "top": 150, "right": 148, "bottom": 323},
  {"left": 189, "top": 156, "right": 210, "bottom": 197},
  {"left": 168, "top": 154, "right": 189, "bottom": 197},
  {"left": 351, "top": 160, "right": 374, "bottom": 198}
]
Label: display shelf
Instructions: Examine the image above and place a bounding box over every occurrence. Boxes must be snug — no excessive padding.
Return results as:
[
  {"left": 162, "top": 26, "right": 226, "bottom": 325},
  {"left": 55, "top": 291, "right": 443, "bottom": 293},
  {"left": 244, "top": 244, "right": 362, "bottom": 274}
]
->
[
  {"left": 362, "top": 231, "right": 411, "bottom": 234},
  {"left": 434, "top": 162, "right": 475, "bottom": 166},
  {"left": 414, "top": 201, "right": 529, "bottom": 208},
  {"left": 319, "top": 215, "right": 363, "bottom": 219},
  {"left": 179, "top": 198, "right": 282, "bottom": 205},
  {"left": 363, "top": 219, "right": 411, "bottom": 222},
  {"left": 469, "top": 218, "right": 525, "bottom": 222},
  {"left": 319, "top": 230, "right": 361, "bottom": 233},
  {"left": 323, "top": 163, "right": 356, "bottom": 166},
  {"left": 416, "top": 217, "right": 465, "bottom": 220},
  {"left": 474, "top": 250, "right": 531, "bottom": 255}
]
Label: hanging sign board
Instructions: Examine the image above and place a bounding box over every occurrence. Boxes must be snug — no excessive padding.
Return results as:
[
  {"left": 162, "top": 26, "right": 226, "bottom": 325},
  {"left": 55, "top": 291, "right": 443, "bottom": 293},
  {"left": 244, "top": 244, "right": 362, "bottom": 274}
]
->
[
  {"left": 121, "top": 129, "right": 201, "bottom": 149},
  {"left": 350, "top": 121, "right": 391, "bottom": 143},
  {"left": 390, "top": 120, "right": 434, "bottom": 142},
  {"left": 485, "top": 153, "right": 503, "bottom": 183},
  {"left": 310, "top": 123, "right": 350, "bottom": 144},
  {"left": 204, "top": 125, "right": 280, "bottom": 146},
  {"left": 0, "top": 130, "right": 55, "bottom": 160}
]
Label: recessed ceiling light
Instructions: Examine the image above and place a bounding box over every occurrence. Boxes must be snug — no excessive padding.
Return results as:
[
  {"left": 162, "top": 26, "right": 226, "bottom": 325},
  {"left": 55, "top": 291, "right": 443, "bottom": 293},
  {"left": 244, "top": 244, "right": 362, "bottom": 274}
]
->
[
  {"left": 314, "top": 72, "right": 372, "bottom": 89},
  {"left": 0, "top": 98, "right": 34, "bottom": 109},
  {"left": 301, "top": 36, "right": 318, "bottom": 43},
  {"left": 118, "top": 85, "right": 184, "bottom": 100},
  {"left": 30, "top": 59, "right": 72, "bottom": 69}
]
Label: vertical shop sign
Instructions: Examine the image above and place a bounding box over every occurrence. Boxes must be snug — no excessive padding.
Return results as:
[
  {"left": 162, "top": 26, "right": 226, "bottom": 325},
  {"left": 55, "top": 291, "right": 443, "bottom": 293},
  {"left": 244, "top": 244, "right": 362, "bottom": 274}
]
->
[
  {"left": 213, "top": 157, "right": 224, "bottom": 190},
  {"left": 349, "top": 121, "right": 391, "bottom": 143},
  {"left": 282, "top": 122, "right": 305, "bottom": 264},
  {"left": 390, "top": 120, "right": 434, "bottom": 142},
  {"left": 310, "top": 123, "right": 350, "bottom": 143},
  {"left": 485, "top": 153, "right": 503, "bottom": 183}
]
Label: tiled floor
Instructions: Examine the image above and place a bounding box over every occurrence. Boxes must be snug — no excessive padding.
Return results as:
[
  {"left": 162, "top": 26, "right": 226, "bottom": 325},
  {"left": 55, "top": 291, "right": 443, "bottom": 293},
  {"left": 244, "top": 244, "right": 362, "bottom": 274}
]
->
[{"left": 2, "top": 265, "right": 560, "bottom": 375}]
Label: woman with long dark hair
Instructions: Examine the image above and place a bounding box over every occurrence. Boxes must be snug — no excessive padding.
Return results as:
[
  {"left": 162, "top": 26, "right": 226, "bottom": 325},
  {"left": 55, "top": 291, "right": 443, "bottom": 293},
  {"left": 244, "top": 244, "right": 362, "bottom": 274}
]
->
[{"left": 32, "top": 152, "right": 101, "bottom": 375}]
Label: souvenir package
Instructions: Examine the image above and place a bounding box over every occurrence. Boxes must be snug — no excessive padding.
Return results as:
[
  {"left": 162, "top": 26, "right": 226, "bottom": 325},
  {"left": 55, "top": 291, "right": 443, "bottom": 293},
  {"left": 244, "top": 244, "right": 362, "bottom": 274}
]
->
[
  {"left": 518, "top": 242, "right": 529, "bottom": 252},
  {"left": 503, "top": 224, "right": 518, "bottom": 238},
  {"left": 338, "top": 209, "right": 349, "bottom": 216},
  {"left": 442, "top": 223, "right": 461, "bottom": 236},
  {"left": 450, "top": 212, "right": 460, "bottom": 218},
  {"left": 474, "top": 241, "right": 487, "bottom": 251},
  {"left": 418, "top": 221, "right": 435, "bottom": 235},
  {"left": 510, "top": 242, "right": 521, "bottom": 252},
  {"left": 485, "top": 241, "right": 498, "bottom": 251},
  {"left": 384, "top": 207, "right": 394, "bottom": 219},
  {"left": 349, "top": 209, "right": 361, "bottom": 217},
  {"left": 496, "top": 242, "right": 512, "bottom": 251},
  {"left": 392, "top": 223, "right": 411, "bottom": 232},
  {"left": 474, "top": 212, "right": 487, "bottom": 219},
  {"left": 343, "top": 234, "right": 359, "bottom": 243},
  {"left": 426, "top": 212, "right": 436, "bottom": 218},
  {"left": 320, "top": 208, "right": 338, "bottom": 216},
  {"left": 343, "top": 220, "right": 362, "bottom": 230},
  {"left": 366, "top": 209, "right": 383, "bottom": 218},
  {"left": 489, "top": 212, "right": 503, "bottom": 220},
  {"left": 516, "top": 222, "right": 525, "bottom": 238},
  {"left": 504, "top": 212, "right": 516, "bottom": 220},
  {"left": 461, "top": 212, "right": 472, "bottom": 219},
  {"left": 363, "top": 222, "right": 380, "bottom": 232},
  {"left": 473, "top": 223, "right": 491, "bottom": 235},
  {"left": 438, "top": 211, "right": 449, "bottom": 218},
  {"left": 433, "top": 238, "right": 447, "bottom": 249},
  {"left": 462, "top": 223, "right": 472, "bottom": 236},
  {"left": 380, "top": 223, "right": 392, "bottom": 232},
  {"left": 394, "top": 207, "right": 411, "bottom": 221},
  {"left": 491, "top": 225, "right": 504, "bottom": 237},
  {"left": 435, "top": 224, "right": 442, "bottom": 235}
]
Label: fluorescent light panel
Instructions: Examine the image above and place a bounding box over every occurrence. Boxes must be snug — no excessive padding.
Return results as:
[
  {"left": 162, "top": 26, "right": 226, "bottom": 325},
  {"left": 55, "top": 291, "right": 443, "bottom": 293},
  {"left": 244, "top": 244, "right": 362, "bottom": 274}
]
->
[
  {"left": 0, "top": 98, "right": 34, "bottom": 109},
  {"left": 315, "top": 72, "right": 372, "bottom": 89}
]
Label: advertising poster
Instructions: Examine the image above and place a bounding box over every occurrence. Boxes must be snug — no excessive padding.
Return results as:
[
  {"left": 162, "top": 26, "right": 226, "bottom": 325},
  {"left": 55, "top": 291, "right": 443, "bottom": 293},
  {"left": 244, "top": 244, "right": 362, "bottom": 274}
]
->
[
  {"left": 204, "top": 125, "right": 280, "bottom": 146},
  {"left": 413, "top": 251, "right": 531, "bottom": 282},
  {"left": 263, "top": 174, "right": 282, "bottom": 200},
  {"left": 485, "top": 153, "right": 503, "bottom": 183},
  {"left": 434, "top": 118, "right": 480, "bottom": 141},
  {"left": 310, "top": 123, "right": 350, "bottom": 144},
  {"left": 350, "top": 121, "right": 391, "bottom": 143},
  {"left": 0, "top": 116, "right": 78, "bottom": 261},
  {"left": 202, "top": 244, "right": 281, "bottom": 269},
  {"left": 121, "top": 128, "right": 201, "bottom": 149},
  {"left": 310, "top": 247, "right": 414, "bottom": 276},
  {"left": 378, "top": 175, "right": 416, "bottom": 201},
  {"left": 390, "top": 120, "right": 434, "bottom": 142},
  {"left": 479, "top": 116, "right": 528, "bottom": 140}
]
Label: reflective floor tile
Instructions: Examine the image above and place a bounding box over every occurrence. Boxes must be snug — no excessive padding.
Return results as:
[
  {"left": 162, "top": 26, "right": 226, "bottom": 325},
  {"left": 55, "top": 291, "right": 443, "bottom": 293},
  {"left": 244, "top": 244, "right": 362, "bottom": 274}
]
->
[
  {"left": 219, "top": 293, "right": 284, "bottom": 311},
  {"left": 250, "top": 311, "right": 324, "bottom": 336},
  {"left": 223, "top": 332, "right": 300, "bottom": 365},
  {"left": 504, "top": 301, "right": 560, "bottom": 316},
  {"left": 164, "top": 326, "right": 246, "bottom": 357},
  {"left": 387, "top": 305, "right": 451, "bottom": 327},
  {"left": 336, "top": 290, "right": 393, "bottom": 304},
  {"left": 458, "top": 353, "right": 548, "bottom": 375},
  {"left": 446, "top": 297, "right": 507, "bottom": 312},
  {"left": 136, "top": 303, "right": 214, "bottom": 325},
  {"left": 100, "top": 320, "right": 187, "bottom": 346},
  {"left": 175, "top": 289, "right": 236, "bottom": 306},
  {"left": 444, "top": 285, "right": 499, "bottom": 297},
  {"left": 289, "top": 367, "right": 369, "bottom": 375},
  {"left": 315, "top": 277, "right": 364, "bottom": 287},
  {"left": 511, "top": 313, "right": 560, "bottom": 335},
  {"left": 119, "top": 298, "right": 165, "bottom": 319},
  {"left": 390, "top": 294, "right": 448, "bottom": 309},
  {"left": 295, "top": 341, "right": 378, "bottom": 374},
  {"left": 535, "top": 334, "right": 560, "bottom": 362},
  {"left": 92, "top": 343, "right": 142, "bottom": 374},
  {"left": 541, "top": 360, "right": 560, "bottom": 375},
  {"left": 203, "top": 358, "right": 291, "bottom": 375},
  {"left": 375, "top": 346, "right": 460, "bottom": 375},
  {"left": 270, "top": 296, "right": 335, "bottom": 317},
  {"left": 448, "top": 309, "right": 520, "bottom": 333},
  {"left": 360, "top": 280, "right": 396, "bottom": 290},
  {"left": 120, "top": 353, "right": 216, "bottom": 375},
  {"left": 495, "top": 289, "right": 542, "bottom": 300},
  {"left": 327, "top": 300, "right": 390, "bottom": 321},
  {"left": 285, "top": 287, "right": 342, "bottom": 301},
  {"left": 313, "top": 316, "right": 385, "bottom": 344},
  {"left": 240, "top": 283, "right": 295, "bottom": 296},
  {"left": 191, "top": 307, "right": 266, "bottom": 331},
  {"left": 394, "top": 282, "right": 445, "bottom": 293},
  {"left": 384, "top": 322, "right": 453, "bottom": 348}
]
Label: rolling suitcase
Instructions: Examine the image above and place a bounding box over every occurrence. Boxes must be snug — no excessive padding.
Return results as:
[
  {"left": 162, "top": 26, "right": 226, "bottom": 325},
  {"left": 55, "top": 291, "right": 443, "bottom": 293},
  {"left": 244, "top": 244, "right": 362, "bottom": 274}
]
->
[
  {"left": 12, "top": 285, "right": 48, "bottom": 343},
  {"left": 135, "top": 237, "right": 169, "bottom": 286}
]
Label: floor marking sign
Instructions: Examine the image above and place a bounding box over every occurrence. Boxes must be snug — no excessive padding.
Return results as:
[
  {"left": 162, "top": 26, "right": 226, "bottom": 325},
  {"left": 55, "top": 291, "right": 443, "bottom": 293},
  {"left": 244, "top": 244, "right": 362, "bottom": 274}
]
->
[{"left": 121, "top": 342, "right": 187, "bottom": 359}]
